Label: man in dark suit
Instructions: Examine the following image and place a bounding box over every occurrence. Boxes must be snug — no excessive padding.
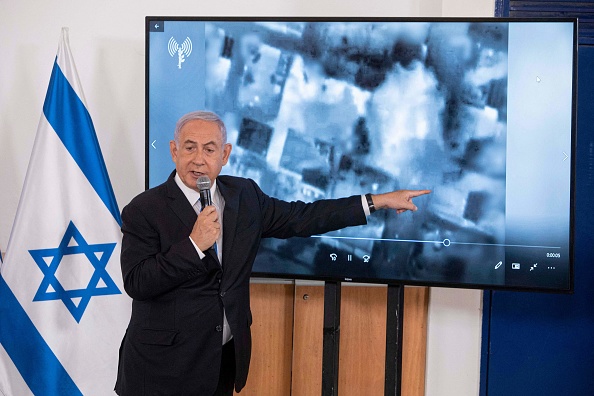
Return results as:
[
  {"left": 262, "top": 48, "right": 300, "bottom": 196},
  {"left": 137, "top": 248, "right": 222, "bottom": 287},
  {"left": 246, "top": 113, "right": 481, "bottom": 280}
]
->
[{"left": 115, "top": 111, "right": 430, "bottom": 396}]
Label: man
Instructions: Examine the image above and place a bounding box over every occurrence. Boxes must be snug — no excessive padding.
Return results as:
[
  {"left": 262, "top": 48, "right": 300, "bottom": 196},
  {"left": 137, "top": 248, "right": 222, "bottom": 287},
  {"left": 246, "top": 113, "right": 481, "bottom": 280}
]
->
[{"left": 115, "top": 111, "right": 430, "bottom": 396}]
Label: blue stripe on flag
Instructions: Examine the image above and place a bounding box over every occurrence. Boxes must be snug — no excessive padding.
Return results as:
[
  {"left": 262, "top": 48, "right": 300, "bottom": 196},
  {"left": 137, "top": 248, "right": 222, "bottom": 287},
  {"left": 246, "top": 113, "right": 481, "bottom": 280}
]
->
[
  {"left": 0, "top": 275, "right": 83, "bottom": 396},
  {"left": 43, "top": 58, "right": 121, "bottom": 226}
]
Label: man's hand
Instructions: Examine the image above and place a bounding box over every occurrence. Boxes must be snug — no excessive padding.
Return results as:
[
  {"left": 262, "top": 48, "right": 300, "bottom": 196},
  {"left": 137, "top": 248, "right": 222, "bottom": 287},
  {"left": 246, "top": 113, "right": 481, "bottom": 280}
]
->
[
  {"left": 372, "top": 190, "right": 431, "bottom": 214},
  {"left": 190, "top": 206, "right": 220, "bottom": 251}
]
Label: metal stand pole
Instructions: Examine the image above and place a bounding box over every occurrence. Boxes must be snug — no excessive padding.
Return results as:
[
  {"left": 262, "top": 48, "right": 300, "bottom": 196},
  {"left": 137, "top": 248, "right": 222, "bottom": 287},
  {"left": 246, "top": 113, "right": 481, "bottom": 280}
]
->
[
  {"left": 384, "top": 284, "right": 405, "bottom": 396},
  {"left": 321, "top": 281, "right": 341, "bottom": 396}
]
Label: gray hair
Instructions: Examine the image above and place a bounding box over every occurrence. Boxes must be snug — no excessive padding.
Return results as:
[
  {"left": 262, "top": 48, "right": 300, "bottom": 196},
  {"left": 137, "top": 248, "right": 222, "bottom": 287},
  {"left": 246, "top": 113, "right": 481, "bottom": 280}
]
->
[{"left": 173, "top": 111, "right": 227, "bottom": 145}]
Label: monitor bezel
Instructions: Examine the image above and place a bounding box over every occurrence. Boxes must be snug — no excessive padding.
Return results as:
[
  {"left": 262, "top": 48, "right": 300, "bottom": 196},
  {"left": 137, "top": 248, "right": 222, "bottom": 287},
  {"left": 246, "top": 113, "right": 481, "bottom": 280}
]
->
[{"left": 145, "top": 16, "right": 577, "bottom": 293}]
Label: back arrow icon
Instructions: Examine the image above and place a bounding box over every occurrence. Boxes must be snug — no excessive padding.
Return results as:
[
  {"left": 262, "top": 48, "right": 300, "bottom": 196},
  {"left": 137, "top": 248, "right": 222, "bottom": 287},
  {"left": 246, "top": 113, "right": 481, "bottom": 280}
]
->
[{"left": 151, "top": 140, "right": 157, "bottom": 149}]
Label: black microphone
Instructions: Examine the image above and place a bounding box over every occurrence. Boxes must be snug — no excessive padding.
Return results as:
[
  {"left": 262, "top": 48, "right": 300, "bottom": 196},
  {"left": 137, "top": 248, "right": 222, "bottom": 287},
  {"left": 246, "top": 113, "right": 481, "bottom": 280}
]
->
[
  {"left": 197, "top": 175, "right": 219, "bottom": 258},
  {"left": 196, "top": 176, "right": 212, "bottom": 212}
]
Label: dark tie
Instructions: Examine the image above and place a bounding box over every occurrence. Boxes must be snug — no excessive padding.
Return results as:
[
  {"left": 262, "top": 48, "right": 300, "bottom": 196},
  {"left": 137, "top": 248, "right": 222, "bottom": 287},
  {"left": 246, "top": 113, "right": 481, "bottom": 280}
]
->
[{"left": 207, "top": 245, "right": 220, "bottom": 266}]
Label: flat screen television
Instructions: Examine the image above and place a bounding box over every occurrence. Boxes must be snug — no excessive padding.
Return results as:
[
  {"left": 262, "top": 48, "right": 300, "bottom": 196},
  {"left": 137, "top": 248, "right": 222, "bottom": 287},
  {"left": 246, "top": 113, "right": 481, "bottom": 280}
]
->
[{"left": 146, "top": 17, "right": 576, "bottom": 292}]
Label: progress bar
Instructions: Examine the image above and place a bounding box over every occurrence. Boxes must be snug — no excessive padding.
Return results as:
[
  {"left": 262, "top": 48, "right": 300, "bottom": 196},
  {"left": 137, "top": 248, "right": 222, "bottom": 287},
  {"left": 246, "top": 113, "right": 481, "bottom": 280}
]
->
[{"left": 311, "top": 235, "right": 561, "bottom": 250}]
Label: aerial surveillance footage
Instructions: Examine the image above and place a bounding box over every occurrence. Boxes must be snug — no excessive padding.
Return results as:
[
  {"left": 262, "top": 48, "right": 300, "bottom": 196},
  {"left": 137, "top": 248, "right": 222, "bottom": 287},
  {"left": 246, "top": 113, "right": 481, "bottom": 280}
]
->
[{"left": 204, "top": 21, "right": 508, "bottom": 285}]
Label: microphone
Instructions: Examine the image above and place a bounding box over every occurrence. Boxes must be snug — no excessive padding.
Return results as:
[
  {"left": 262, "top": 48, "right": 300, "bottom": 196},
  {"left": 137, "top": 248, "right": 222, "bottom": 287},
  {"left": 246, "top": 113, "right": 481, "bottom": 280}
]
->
[
  {"left": 197, "top": 175, "right": 219, "bottom": 258},
  {"left": 196, "top": 176, "right": 212, "bottom": 212}
]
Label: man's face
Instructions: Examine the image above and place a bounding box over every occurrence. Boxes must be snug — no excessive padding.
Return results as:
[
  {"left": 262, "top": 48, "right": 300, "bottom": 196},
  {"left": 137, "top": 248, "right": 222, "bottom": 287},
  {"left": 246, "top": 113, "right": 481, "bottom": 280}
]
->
[{"left": 170, "top": 119, "right": 232, "bottom": 191}]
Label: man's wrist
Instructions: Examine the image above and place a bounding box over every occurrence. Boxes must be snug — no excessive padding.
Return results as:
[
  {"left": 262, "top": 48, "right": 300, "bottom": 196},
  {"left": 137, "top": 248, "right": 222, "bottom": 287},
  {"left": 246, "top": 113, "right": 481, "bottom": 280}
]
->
[
  {"left": 189, "top": 236, "right": 206, "bottom": 259},
  {"left": 365, "top": 193, "right": 376, "bottom": 213}
]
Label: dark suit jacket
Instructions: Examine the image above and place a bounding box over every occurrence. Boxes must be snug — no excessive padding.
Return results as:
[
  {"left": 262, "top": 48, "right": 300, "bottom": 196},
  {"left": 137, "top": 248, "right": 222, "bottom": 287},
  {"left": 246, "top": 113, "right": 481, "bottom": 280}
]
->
[{"left": 115, "top": 171, "right": 367, "bottom": 395}]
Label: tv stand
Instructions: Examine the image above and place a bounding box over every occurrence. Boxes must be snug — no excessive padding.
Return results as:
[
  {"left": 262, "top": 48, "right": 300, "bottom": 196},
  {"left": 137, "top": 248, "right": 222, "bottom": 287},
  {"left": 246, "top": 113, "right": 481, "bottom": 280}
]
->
[{"left": 321, "top": 282, "right": 405, "bottom": 396}]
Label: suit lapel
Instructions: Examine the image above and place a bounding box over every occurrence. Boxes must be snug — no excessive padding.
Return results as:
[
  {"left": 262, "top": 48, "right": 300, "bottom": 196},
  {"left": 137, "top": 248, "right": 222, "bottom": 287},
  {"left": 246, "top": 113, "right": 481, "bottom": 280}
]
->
[
  {"left": 162, "top": 171, "right": 222, "bottom": 272},
  {"left": 165, "top": 172, "right": 197, "bottom": 231},
  {"left": 217, "top": 177, "right": 239, "bottom": 266}
]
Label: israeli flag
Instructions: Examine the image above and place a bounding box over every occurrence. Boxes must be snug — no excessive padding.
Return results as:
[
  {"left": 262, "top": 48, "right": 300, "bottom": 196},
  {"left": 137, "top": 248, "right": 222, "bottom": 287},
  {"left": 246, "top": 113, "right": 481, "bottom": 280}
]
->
[{"left": 0, "top": 28, "right": 131, "bottom": 396}]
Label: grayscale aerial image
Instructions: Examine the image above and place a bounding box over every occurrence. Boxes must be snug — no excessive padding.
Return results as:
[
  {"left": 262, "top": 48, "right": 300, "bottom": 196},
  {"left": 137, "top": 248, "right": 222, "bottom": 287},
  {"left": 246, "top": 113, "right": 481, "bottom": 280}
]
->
[{"left": 203, "top": 21, "right": 509, "bottom": 285}]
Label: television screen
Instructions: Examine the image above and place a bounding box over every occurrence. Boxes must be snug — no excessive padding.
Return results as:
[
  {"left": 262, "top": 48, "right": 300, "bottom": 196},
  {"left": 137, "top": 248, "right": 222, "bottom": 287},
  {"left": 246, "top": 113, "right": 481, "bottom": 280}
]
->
[{"left": 146, "top": 17, "right": 576, "bottom": 292}]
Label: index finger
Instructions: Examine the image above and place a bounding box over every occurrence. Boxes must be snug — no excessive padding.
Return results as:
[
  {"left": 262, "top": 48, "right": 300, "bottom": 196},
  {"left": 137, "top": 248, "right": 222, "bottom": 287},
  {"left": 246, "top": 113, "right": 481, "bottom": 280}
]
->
[{"left": 407, "top": 189, "right": 431, "bottom": 198}]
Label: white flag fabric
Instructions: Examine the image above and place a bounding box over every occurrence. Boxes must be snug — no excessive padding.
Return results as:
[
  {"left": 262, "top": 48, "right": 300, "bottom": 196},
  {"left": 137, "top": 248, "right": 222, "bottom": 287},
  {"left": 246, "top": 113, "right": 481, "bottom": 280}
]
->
[{"left": 0, "top": 28, "right": 131, "bottom": 396}]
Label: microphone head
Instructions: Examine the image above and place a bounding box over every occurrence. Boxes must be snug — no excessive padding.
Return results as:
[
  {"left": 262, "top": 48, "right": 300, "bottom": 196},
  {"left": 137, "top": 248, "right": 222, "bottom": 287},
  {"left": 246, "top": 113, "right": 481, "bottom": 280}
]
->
[{"left": 196, "top": 175, "right": 211, "bottom": 191}]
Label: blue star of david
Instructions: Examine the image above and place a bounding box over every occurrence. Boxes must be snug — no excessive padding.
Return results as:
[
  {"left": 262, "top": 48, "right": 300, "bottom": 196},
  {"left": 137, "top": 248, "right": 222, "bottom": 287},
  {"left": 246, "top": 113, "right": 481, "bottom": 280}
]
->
[{"left": 29, "top": 221, "right": 121, "bottom": 323}]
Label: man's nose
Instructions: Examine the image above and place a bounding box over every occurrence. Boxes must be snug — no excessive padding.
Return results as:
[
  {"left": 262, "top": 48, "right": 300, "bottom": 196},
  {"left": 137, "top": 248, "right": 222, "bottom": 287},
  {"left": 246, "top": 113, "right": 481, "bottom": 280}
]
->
[{"left": 191, "top": 150, "right": 205, "bottom": 164}]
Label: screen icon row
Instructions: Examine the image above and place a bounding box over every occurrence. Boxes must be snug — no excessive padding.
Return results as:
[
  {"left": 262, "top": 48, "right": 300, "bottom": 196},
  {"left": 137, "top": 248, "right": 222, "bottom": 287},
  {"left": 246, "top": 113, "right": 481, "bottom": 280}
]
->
[
  {"left": 494, "top": 261, "right": 556, "bottom": 271},
  {"left": 329, "top": 253, "right": 370, "bottom": 263}
]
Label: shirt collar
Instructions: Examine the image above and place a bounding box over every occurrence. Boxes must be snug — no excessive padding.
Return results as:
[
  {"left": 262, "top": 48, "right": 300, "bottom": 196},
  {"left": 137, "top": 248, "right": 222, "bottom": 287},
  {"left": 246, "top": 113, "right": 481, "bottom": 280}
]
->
[{"left": 174, "top": 172, "right": 218, "bottom": 206}]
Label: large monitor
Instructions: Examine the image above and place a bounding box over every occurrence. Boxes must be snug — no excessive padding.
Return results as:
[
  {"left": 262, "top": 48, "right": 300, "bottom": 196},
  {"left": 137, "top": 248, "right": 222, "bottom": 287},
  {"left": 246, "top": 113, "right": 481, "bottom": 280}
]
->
[{"left": 146, "top": 17, "right": 576, "bottom": 292}]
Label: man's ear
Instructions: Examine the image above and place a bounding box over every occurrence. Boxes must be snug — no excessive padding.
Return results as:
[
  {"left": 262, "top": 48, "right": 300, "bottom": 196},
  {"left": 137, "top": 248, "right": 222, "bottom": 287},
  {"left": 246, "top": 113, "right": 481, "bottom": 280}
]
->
[
  {"left": 170, "top": 140, "right": 178, "bottom": 162},
  {"left": 222, "top": 143, "right": 232, "bottom": 165}
]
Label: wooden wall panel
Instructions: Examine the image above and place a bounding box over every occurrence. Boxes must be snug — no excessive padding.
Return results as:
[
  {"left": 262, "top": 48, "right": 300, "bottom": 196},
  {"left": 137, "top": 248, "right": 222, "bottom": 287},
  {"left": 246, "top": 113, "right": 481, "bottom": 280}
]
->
[
  {"left": 338, "top": 285, "right": 388, "bottom": 395},
  {"left": 237, "top": 283, "right": 294, "bottom": 396},
  {"left": 292, "top": 284, "right": 325, "bottom": 396},
  {"left": 401, "top": 286, "right": 429, "bottom": 396},
  {"left": 337, "top": 286, "right": 429, "bottom": 396},
  {"left": 239, "top": 283, "right": 428, "bottom": 396}
]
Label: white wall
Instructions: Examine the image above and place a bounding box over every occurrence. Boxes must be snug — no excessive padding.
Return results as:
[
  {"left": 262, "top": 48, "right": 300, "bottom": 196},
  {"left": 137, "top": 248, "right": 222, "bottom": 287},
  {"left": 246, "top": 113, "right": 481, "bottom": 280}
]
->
[
  {"left": 425, "top": 288, "right": 485, "bottom": 396},
  {"left": 0, "top": 1, "right": 493, "bottom": 395}
]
